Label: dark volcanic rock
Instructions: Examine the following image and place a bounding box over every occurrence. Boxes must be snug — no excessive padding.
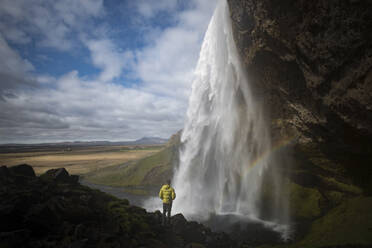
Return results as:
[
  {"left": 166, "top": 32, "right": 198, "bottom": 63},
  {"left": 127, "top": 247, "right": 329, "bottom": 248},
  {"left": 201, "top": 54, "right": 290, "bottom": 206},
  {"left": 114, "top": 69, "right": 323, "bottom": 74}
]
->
[
  {"left": 227, "top": 0, "right": 372, "bottom": 246},
  {"left": 0, "top": 165, "right": 10, "bottom": 179},
  {"left": 0, "top": 166, "right": 237, "bottom": 248},
  {"left": 9, "top": 164, "right": 36, "bottom": 177},
  {"left": 42, "top": 168, "right": 71, "bottom": 181},
  {"left": 227, "top": 0, "right": 372, "bottom": 192}
]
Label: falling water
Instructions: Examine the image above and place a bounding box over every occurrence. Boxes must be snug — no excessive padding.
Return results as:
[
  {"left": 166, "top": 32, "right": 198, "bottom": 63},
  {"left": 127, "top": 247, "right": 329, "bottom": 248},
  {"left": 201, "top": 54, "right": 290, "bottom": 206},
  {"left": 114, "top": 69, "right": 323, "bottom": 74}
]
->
[{"left": 171, "top": 0, "right": 290, "bottom": 237}]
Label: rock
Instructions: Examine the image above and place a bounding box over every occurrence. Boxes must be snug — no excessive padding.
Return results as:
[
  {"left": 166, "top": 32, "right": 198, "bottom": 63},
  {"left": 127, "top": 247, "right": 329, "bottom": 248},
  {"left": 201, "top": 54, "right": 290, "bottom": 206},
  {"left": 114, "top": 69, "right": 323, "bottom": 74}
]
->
[
  {"left": 0, "top": 204, "right": 19, "bottom": 231},
  {"left": 228, "top": 0, "right": 372, "bottom": 191},
  {"left": 0, "top": 163, "right": 240, "bottom": 248},
  {"left": 185, "top": 243, "right": 206, "bottom": 248},
  {"left": 171, "top": 214, "right": 209, "bottom": 244},
  {"left": 41, "top": 168, "right": 72, "bottom": 183},
  {"left": 227, "top": 0, "right": 372, "bottom": 246},
  {"left": 147, "top": 210, "right": 163, "bottom": 226},
  {"left": 0, "top": 229, "right": 31, "bottom": 247},
  {"left": 68, "top": 239, "right": 88, "bottom": 248},
  {"left": 24, "top": 203, "right": 60, "bottom": 235},
  {"left": 0, "top": 166, "right": 10, "bottom": 179},
  {"left": 205, "top": 232, "right": 236, "bottom": 248},
  {"left": 9, "top": 164, "right": 35, "bottom": 177},
  {"left": 70, "top": 174, "right": 80, "bottom": 184},
  {"left": 172, "top": 213, "right": 188, "bottom": 231},
  {"left": 182, "top": 221, "right": 206, "bottom": 244},
  {"left": 74, "top": 223, "right": 86, "bottom": 239}
]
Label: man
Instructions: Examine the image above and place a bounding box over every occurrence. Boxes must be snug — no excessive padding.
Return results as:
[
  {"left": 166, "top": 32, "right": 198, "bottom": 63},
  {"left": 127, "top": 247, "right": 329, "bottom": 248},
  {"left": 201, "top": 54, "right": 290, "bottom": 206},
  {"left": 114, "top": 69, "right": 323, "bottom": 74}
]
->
[{"left": 159, "top": 179, "right": 176, "bottom": 225}]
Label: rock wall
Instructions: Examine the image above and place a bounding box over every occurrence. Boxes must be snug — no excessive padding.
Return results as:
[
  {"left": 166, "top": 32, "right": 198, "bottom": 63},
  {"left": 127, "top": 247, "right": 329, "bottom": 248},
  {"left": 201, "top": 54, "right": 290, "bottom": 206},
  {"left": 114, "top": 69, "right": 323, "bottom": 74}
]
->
[
  {"left": 227, "top": 0, "right": 372, "bottom": 246},
  {"left": 227, "top": 0, "right": 372, "bottom": 192}
]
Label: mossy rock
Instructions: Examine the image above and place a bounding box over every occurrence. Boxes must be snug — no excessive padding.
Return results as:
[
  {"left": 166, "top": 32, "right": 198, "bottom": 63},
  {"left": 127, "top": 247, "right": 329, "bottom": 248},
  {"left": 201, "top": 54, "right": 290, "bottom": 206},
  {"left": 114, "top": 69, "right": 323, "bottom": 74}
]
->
[
  {"left": 319, "top": 176, "right": 362, "bottom": 195},
  {"left": 259, "top": 178, "right": 323, "bottom": 221},
  {"left": 295, "top": 196, "right": 372, "bottom": 248}
]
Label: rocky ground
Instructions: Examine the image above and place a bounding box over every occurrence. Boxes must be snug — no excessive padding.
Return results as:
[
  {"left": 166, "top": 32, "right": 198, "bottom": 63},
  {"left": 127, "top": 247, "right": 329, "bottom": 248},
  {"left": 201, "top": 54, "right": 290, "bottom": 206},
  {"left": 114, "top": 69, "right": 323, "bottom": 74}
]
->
[
  {"left": 1, "top": 164, "right": 371, "bottom": 248},
  {"left": 0, "top": 164, "right": 239, "bottom": 248}
]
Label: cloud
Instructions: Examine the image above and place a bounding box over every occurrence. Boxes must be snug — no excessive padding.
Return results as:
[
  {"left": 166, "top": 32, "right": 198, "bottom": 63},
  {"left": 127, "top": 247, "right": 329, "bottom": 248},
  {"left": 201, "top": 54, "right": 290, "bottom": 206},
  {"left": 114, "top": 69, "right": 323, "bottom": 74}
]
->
[
  {"left": 85, "top": 39, "right": 133, "bottom": 82},
  {"left": 0, "top": 34, "right": 36, "bottom": 99},
  {"left": 134, "top": 0, "right": 217, "bottom": 99},
  {"left": 0, "top": 0, "right": 104, "bottom": 50},
  {"left": 0, "top": 70, "right": 185, "bottom": 143},
  {"left": 0, "top": 0, "right": 218, "bottom": 143},
  {"left": 134, "top": 0, "right": 178, "bottom": 18}
]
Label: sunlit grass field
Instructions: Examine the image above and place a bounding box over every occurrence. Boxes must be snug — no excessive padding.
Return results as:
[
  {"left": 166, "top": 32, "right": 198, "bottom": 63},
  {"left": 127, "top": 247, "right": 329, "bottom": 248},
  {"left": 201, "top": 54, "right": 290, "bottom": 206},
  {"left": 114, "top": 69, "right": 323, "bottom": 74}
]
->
[
  {"left": 0, "top": 145, "right": 163, "bottom": 175},
  {"left": 83, "top": 145, "right": 175, "bottom": 187}
]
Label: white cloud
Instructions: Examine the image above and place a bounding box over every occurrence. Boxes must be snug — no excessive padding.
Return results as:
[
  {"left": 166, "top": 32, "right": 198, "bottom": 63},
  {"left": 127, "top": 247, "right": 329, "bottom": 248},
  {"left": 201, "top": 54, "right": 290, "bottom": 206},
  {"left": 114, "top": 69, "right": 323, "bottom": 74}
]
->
[
  {"left": 134, "top": 0, "right": 178, "bottom": 18},
  {"left": 85, "top": 39, "right": 133, "bottom": 82},
  {"left": 0, "top": 34, "right": 36, "bottom": 100},
  {"left": 0, "top": 34, "right": 33, "bottom": 74},
  {"left": 0, "top": 0, "right": 104, "bottom": 50},
  {"left": 134, "top": 0, "right": 217, "bottom": 100},
  {"left": 0, "top": 0, "right": 218, "bottom": 143},
  {"left": 0, "top": 70, "right": 185, "bottom": 143}
]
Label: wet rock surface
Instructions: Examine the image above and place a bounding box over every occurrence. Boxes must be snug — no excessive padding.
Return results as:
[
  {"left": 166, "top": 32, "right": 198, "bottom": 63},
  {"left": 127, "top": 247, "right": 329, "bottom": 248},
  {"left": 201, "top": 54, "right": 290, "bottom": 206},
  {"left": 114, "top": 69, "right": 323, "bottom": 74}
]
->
[
  {"left": 227, "top": 0, "right": 372, "bottom": 247},
  {"left": 227, "top": 0, "right": 372, "bottom": 191},
  {"left": 0, "top": 165, "right": 240, "bottom": 248}
]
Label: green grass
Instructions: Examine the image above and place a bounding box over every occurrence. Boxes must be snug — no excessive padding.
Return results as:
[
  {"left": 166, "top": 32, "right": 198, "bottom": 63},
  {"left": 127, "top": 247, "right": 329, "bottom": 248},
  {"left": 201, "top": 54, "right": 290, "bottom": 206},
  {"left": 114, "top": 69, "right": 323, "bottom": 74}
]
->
[
  {"left": 288, "top": 182, "right": 323, "bottom": 220},
  {"left": 295, "top": 196, "right": 372, "bottom": 247},
  {"left": 83, "top": 145, "right": 177, "bottom": 187},
  {"left": 320, "top": 176, "right": 363, "bottom": 195}
]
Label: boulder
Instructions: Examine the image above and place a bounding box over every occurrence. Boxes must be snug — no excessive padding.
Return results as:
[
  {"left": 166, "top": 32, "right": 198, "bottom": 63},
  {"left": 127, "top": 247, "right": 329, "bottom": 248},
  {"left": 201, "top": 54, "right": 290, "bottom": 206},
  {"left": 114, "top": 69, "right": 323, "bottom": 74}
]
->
[
  {"left": 172, "top": 214, "right": 208, "bottom": 244},
  {"left": 41, "top": 168, "right": 72, "bottom": 183},
  {"left": 0, "top": 229, "right": 31, "bottom": 247},
  {"left": 9, "top": 164, "right": 35, "bottom": 177},
  {"left": 70, "top": 174, "right": 80, "bottom": 184},
  {"left": 185, "top": 243, "right": 206, "bottom": 248},
  {"left": 171, "top": 213, "right": 188, "bottom": 231},
  {"left": 0, "top": 166, "right": 10, "bottom": 179}
]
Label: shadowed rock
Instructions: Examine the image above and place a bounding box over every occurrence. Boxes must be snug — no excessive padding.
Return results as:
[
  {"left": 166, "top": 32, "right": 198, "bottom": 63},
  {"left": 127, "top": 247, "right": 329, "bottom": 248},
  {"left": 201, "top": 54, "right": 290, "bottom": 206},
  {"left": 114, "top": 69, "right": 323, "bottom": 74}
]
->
[
  {"left": 0, "top": 165, "right": 237, "bottom": 248},
  {"left": 41, "top": 168, "right": 79, "bottom": 184},
  {"left": 9, "top": 164, "right": 36, "bottom": 177}
]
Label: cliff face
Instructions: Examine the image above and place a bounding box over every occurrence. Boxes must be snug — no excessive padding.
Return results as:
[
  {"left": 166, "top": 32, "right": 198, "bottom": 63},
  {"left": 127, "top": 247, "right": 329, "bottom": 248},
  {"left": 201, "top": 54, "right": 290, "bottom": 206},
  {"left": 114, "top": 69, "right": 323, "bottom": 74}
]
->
[
  {"left": 227, "top": 0, "right": 372, "bottom": 246},
  {"left": 228, "top": 0, "right": 372, "bottom": 193}
]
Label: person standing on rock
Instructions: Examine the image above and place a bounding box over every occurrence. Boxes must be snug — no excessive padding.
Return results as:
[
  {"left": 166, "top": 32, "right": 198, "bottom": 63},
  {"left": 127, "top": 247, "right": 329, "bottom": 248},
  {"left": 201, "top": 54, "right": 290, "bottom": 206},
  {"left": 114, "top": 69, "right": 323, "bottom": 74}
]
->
[{"left": 159, "top": 179, "right": 176, "bottom": 225}]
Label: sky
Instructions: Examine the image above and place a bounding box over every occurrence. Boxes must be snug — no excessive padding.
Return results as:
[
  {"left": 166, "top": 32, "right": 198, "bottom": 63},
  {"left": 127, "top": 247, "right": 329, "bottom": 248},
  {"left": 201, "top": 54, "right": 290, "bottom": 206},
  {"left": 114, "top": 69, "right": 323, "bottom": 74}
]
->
[{"left": 0, "top": 0, "right": 217, "bottom": 143}]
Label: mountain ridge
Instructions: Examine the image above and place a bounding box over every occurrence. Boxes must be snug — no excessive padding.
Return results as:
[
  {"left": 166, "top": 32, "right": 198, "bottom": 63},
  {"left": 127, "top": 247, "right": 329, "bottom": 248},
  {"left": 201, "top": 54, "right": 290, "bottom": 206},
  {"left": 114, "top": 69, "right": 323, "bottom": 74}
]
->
[{"left": 0, "top": 136, "right": 168, "bottom": 147}]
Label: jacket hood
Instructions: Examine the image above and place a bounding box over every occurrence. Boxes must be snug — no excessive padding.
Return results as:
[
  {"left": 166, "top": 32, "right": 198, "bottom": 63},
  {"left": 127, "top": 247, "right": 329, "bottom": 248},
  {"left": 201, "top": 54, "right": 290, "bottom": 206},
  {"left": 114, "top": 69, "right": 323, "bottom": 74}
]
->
[{"left": 162, "top": 184, "right": 170, "bottom": 189}]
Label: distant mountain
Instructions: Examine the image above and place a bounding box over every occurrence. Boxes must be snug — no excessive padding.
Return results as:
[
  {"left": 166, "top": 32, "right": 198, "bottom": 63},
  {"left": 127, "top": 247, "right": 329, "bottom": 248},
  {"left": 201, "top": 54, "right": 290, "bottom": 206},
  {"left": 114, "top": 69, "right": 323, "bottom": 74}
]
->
[
  {"left": 132, "top": 136, "right": 168, "bottom": 145},
  {"left": 0, "top": 136, "right": 168, "bottom": 148}
]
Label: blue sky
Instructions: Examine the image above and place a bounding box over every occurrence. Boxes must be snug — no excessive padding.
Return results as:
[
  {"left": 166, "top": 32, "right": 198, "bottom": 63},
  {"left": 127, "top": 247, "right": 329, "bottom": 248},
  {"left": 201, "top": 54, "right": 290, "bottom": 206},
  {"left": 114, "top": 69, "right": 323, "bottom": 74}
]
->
[{"left": 0, "top": 0, "right": 217, "bottom": 143}]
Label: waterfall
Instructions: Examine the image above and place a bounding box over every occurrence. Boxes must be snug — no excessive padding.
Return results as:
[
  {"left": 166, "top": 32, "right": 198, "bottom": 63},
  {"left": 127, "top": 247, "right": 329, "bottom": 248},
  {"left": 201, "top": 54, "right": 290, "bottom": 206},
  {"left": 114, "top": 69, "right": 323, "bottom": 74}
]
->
[{"left": 171, "top": 0, "right": 290, "bottom": 236}]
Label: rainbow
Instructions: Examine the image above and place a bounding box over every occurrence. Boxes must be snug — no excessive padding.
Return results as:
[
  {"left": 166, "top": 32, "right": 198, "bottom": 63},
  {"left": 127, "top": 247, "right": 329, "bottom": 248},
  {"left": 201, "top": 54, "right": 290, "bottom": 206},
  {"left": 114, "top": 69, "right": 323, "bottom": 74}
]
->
[{"left": 242, "top": 136, "right": 298, "bottom": 176}]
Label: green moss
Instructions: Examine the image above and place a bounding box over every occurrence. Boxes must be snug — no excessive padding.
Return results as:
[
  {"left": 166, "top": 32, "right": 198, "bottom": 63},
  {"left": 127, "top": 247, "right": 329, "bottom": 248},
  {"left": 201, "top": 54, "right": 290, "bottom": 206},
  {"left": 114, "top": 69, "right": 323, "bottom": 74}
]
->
[
  {"left": 288, "top": 182, "right": 322, "bottom": 220},
  {"left": 295, "top": 197, "right": 372, "bottom": 247},
  {"left": 320, "top": 176, "right": 362, "bottom": 195},
  {"left": 324, "top": 190, "right": 344, "bottom": 207},
  {"left": 105, "top": 199, "right": 152, "bottom": 241}
]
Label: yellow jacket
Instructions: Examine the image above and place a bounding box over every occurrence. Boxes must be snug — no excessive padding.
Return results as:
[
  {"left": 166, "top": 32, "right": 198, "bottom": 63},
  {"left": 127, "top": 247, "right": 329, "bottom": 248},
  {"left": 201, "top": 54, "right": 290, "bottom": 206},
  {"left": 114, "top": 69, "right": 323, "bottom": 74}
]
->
[{"left": 159, "top": 184, "right": 176, "bottom": 204}]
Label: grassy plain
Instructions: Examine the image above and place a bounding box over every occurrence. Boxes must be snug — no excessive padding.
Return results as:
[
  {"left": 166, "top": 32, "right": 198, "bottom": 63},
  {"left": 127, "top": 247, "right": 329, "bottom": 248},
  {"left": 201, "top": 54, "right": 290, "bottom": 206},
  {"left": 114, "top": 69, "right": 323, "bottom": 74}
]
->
[
  {"left": 0, "top": 145, "right": 162, "bottom": 175},
  {"left": 83, "top": 132, "right": 181, "bottom": 188},
  {"left": 83, "top": 145, "right": 175, "bottom": 187}
]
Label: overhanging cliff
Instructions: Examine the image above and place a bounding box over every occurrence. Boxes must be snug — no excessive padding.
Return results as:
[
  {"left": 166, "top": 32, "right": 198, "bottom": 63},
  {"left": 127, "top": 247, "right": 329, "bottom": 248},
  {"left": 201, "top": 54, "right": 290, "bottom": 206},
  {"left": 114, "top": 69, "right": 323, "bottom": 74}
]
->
[
  {"left": 227, "top": 0, "right": 372, "bottom": 246},
  {"left": 228, "top": 0, "right": 372, "bottom": 193}
]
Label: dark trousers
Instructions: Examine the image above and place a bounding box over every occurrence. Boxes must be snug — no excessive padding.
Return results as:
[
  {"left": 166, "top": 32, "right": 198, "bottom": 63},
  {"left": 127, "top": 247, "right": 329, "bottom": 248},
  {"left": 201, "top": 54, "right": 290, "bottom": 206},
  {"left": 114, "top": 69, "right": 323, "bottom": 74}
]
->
[{"left": 162, "top": 202, "right": 172, "bottom": 225}]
